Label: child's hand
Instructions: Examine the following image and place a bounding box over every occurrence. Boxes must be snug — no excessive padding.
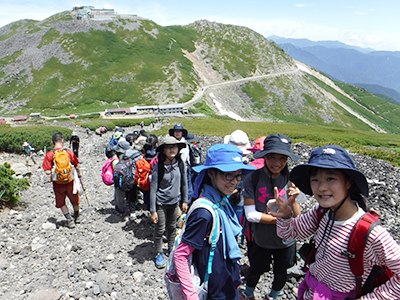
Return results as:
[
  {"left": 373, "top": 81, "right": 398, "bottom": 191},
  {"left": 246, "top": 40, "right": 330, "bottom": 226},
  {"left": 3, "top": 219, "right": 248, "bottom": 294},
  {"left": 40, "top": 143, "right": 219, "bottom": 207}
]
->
[
  {"left": 287, "top": 182, "right": 300, "bottom": 206},
  {"left": 151, "top": 212, "right": 158, "bottom": 224},
  {"left": 182, "top": 202, "right": 188, "bottom": 214},
  {"left": 268, "top": 187, "right": 293, "bottom": 219}
]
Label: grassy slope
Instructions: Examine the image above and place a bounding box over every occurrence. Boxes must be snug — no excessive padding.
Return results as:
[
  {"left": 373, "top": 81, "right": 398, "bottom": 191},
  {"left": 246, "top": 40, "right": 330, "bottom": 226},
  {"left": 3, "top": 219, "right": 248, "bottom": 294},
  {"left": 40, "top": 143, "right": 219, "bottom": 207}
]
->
[{"left": 0, "top": 16, "right": 200, "bottom": 115}]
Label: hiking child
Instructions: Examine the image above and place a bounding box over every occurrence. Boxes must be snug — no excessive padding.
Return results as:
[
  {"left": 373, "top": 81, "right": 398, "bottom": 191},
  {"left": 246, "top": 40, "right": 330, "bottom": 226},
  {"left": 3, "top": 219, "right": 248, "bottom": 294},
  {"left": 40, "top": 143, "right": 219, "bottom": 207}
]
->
[
  {"left": 42, "top": 132, "right": 82, "bottom": 229},
  {"left": 113, "top": 140, "right": 134, "bottom": 214},
  {"left": 174, "top": 143, "right": 256, "bottom": 299},
  {"left": 22, "top": 141, "right": 36, "bottom": 165},
  {"left": 272, "top": 145, "right": 400, "bottom": 299},
  {"left": 241, "top": 134, "right": 306, "bottom": 300},
  {"left": 135, "top": 134, "right": 158, "bottom": 209},
  {"left": 169, "top": 124, "right": 194, "bottom": 202},
  {"left": 150, "top": 136, "right": 188, "bottom": 269},
  {"left": 69, "top": 132, "right": 80, "bottom": 157},
  {"left": 224, "top": 129, "right": 252, "bottom": 222}
]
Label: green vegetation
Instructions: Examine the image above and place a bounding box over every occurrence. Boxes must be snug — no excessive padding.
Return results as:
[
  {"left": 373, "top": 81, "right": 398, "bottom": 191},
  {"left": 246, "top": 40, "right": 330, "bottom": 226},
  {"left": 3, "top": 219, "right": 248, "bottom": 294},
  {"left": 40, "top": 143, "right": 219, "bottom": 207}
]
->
[
  {"left": 81, "top": 118, "right": 156, "bottom": 131},
  {"left": 0, "top": 125, "right": 72, "bottom": 153},
  {"left": 0, "top": 163, "right": 30, "bottom": 207},
  {"left": 39, "top": 28, "right": 61, "bottom": 48},
  {"left": 309, "top": 76, "right": 400, "bottom": 134},
  {"left": 0, "top": 21, "right": 203, "bottom": 116},
  {"left": 152, "top": 119, "right": 400, "bottom": 166}
]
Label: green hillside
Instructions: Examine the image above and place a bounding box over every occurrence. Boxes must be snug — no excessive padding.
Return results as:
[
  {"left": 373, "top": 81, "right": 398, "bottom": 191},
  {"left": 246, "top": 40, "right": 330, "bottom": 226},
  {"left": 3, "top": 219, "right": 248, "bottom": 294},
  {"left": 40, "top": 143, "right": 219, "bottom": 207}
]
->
[{"left": 1, "top": 10, "right": 400, "bottom": 135}]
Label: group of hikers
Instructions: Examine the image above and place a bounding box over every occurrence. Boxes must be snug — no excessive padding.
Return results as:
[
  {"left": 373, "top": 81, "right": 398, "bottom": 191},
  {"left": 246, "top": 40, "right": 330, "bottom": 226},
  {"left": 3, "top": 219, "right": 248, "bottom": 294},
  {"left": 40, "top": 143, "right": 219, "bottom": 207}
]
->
[{"left": 40, "top": 124, "right": 400, "bottom": 300}]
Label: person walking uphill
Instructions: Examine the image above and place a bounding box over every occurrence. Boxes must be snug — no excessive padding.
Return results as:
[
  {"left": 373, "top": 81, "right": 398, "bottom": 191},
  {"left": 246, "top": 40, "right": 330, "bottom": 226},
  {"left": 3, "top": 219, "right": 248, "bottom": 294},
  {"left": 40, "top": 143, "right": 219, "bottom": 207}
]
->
[
  {"left": 69, "top": 132, "right": 80, "bottom": 158},
  {"left": 150, "top": 136, "right": 188, "bottom": 269},
  {"left": 42, "top": 132, "right": 82, "bottom": 229},
  {"left": 241, "top": 134, "right": 306, "bottom": 300},
  {"left": 174, "top": 143, "right": 256, "bottom": 300},
  {"left": 271, "top": 145, "right": 400, "bottom": 300}
]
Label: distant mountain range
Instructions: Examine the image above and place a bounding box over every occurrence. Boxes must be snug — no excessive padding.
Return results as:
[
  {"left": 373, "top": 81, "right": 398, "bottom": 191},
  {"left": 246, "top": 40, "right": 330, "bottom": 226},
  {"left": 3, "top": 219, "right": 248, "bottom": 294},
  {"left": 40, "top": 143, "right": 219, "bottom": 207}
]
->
[
  {"left": 268, "top": 36, "right": 400, "bottom": 104},
  {"left": 1, "top": 11, "right": 400, "bottom": 134}
]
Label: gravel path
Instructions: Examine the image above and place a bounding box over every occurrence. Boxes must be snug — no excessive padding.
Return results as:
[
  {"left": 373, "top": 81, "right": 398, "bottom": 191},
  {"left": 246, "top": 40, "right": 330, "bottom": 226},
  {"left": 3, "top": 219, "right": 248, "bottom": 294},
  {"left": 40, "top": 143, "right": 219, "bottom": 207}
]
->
[{"left": 1, "top": 125, "right": 400, "bottom": 300}]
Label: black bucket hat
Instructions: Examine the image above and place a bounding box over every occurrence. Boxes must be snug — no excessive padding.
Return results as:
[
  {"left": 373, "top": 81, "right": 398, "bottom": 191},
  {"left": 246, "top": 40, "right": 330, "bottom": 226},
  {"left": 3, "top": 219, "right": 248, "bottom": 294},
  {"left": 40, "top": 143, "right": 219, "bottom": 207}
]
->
[
  {"left": 253, "top": 134, "right": 301, "bottom": 161},
  {"left": 168, "top": 124, "right": 188, "bottom": 138},
  {"left": 290, "top": 145, "right": 369, "bottom": 196}
]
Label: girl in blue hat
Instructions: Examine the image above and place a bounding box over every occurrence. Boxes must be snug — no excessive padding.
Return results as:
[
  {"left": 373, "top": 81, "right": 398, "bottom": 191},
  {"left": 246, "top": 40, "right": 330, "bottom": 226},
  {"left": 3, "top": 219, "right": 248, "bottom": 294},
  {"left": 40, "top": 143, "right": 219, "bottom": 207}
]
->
[
  {"left": 272, "top": 145, "right": 400, "bottom": 299},
  {"left": 240, "top": 134, "right": 306, "bottom": 300},
  {"left": 174, "top": 143, "right": 256, "bottom": 300}
]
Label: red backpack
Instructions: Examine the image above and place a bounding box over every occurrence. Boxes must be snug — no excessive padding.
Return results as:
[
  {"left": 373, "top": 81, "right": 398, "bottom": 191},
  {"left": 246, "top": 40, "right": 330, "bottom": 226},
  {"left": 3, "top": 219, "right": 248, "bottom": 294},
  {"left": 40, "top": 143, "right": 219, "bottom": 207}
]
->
[
  {"left": 135, "top": 157, "right": 152, "bottom": 191},
  {"left": 303, "top": 207, "right": 393, "bottom": 298}
]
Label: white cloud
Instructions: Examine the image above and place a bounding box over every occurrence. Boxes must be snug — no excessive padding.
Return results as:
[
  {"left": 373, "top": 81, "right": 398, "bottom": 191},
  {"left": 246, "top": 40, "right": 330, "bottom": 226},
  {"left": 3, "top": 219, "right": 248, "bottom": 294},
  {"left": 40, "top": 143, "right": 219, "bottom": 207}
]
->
[{"left": 295, "top": 3, "right": 307, "bottom": 7}]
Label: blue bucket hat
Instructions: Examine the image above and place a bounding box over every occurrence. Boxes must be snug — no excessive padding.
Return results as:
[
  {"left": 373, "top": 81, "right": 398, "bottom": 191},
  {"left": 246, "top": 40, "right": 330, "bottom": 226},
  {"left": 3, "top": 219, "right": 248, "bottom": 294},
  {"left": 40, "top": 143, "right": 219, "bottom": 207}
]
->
[
  {"left": 169, "top": 124, "right": 188, "bottom": 138},
  {"left": 193, "top": 144, "right": 256, "bottom": 198},
  {"left": 290, "top": 145, "right": 369, "bottom": 196},
  {"left": 253, "top": 134, "right": 300, "bottom": 161}
]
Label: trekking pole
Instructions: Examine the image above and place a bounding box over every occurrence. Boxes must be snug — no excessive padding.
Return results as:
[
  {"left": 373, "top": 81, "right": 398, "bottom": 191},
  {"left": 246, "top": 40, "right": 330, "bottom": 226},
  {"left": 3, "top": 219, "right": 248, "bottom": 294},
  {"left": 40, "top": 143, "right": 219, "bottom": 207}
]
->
[{"left": 79, "top": 178, "right": 90, "bottom": 206}]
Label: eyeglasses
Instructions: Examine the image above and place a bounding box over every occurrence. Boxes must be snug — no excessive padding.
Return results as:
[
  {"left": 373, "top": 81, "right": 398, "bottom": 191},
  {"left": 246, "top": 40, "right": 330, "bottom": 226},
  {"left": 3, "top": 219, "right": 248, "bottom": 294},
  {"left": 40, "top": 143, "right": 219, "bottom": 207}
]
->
[
  {"left": 219, "top": 171, "right": 244, "bottom": 182},
  {"left": 165, "top": 145, "right": 178, "bottom": 150}
]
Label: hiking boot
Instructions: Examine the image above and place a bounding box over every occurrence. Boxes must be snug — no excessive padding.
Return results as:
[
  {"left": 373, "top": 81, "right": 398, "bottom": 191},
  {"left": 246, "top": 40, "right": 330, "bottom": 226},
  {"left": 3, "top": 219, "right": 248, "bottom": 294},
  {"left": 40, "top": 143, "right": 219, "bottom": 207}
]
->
[
  {"left": 155, "top": 253, "right": 165, "bottom": 269},
  {"left": 239, "top": 291, "right": 255, "bottom": 300},
  {"left": 74, "top": 213, "right": 81, "bottom": 224},
  {"left": 66, "top": 219, "right": 75, "bottom": 229},
  {"left": 165, "top": 249, "right": 172, "bottom": 257}
]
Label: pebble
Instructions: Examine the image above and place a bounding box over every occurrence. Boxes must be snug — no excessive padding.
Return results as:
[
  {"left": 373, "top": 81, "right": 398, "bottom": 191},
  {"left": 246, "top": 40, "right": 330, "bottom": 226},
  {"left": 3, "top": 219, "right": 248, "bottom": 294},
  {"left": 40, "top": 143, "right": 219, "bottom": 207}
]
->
[{"left": 1, "top": 124, "right": 400, "bottom": 299}]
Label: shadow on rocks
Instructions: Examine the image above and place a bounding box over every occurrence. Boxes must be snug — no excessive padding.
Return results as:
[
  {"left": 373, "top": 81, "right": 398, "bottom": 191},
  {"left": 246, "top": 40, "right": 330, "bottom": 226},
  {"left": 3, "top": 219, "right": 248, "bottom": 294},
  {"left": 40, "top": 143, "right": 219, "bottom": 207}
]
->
[{"left": 127, "top": 241, "right": 154, "bottom": 263}]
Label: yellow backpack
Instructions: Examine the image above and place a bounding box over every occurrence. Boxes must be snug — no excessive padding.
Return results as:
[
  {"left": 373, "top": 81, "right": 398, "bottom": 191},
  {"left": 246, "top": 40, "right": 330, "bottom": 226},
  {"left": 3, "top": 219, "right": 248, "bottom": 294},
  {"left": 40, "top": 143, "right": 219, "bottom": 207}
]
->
[{"left": 51, "top": 149, "right": 74, "bottom": 184}]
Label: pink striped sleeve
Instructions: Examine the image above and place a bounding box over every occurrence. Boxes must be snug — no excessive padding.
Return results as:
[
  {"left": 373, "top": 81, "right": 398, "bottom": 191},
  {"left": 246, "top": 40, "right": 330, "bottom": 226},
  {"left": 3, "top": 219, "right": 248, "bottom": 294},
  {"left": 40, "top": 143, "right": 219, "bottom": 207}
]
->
[{"left": 174, "top": 242, "right": 199, "bottom": 300}]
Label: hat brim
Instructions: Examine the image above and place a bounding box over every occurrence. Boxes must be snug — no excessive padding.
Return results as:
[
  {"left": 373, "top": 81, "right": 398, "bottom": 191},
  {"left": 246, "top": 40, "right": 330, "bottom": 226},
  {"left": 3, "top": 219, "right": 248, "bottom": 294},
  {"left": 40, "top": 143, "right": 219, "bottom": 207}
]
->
[
  {"left": 290, "top": 164, "right": 369, "bottom": 196},
  {"left": 186, "top": 137, "right": 199, "bottom": 143},
  {"left": 169, "top": 128, "right": 188, "bottom": 137},
  {"left": 253, "top": 149, "right": 301, "bottom": 161},
  {"left": 156, "top": 142, "right": 186, "bottom": 153},
  {"left": 193, "top": 163, "right": 256, "bottom": 174}
]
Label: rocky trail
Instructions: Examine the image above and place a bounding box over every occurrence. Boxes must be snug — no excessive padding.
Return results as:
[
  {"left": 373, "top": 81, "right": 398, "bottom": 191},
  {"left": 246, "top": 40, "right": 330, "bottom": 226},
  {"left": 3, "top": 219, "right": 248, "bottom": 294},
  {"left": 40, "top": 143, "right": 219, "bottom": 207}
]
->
[{"left": 1, "top": 124, "right": 400, "bottom": 300}]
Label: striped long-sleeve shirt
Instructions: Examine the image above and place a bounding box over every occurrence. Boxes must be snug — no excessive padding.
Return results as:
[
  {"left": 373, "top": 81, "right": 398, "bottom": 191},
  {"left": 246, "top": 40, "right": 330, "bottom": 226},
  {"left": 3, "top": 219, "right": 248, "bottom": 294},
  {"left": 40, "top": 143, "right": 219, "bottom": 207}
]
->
[{"left": 277, "top": 205, "right": 400, "bottom": 299}]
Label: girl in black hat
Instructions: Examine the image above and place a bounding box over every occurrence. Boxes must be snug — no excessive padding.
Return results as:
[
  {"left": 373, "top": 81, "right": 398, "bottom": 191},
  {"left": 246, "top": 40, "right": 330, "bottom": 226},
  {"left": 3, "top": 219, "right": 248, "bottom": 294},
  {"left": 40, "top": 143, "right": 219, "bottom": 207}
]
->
[
  {"left": 272, "top": 145, "right": 400, "bottom": 299},
  {"left": 240, "top": 134, "right": 306, "bottom": 300},
  {"left": 150, "top": 136, "right": 188, "bottom": 269}
]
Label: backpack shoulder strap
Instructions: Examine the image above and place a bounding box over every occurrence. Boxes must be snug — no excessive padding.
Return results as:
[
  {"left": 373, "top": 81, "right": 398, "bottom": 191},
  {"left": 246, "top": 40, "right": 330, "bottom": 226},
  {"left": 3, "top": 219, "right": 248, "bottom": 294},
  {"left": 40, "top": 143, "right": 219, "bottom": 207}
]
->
[
  {"left": 186, "top": 197, "right": 220, "bottom": 246},
  {"left": 185, "top": 197, "right": 220, "bottom": 283},
  {"left": 315, "top": 205, "right": 329, "bottom": 225},
  {"left": 251, "top": 168, "right": 262, "bottom": 191},
  {"left": 346, "top": 212, "right": 380, "bottom": 298}
]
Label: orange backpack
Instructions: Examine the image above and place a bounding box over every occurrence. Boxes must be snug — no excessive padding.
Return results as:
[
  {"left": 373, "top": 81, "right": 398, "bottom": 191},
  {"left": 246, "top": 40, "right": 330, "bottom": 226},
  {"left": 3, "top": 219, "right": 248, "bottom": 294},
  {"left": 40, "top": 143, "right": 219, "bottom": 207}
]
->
[
  {"left": 51, "top": 149, "right": 74, "bottom": 184},
  {"left": 135, "top": 157, "right": 151, "bottom": 191}
]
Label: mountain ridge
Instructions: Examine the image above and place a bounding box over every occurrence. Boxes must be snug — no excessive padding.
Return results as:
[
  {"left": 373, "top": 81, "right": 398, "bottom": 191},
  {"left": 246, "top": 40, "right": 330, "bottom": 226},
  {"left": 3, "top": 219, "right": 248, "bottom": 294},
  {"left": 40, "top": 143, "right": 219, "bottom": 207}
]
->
[
  {"left": 1, "top": 11, "right": 400, "bottom": 134},
  {"left": 269, "top": 36, "right": 400, "bottom": 104}
]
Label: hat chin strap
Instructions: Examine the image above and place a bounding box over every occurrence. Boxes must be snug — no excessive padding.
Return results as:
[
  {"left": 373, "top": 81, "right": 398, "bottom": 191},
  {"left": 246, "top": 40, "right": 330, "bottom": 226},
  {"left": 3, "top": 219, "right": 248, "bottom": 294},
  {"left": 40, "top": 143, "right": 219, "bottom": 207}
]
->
[{"left": 317, "top": 193, "right": 350, "bottom": 259}]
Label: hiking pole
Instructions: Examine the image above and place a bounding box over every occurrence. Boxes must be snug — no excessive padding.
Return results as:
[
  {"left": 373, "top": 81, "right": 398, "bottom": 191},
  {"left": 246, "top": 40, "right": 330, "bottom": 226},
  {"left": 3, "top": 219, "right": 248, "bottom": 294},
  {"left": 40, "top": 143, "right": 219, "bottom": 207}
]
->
[{"left": 79, "top": 177, "right": 90, "bottom": 206}]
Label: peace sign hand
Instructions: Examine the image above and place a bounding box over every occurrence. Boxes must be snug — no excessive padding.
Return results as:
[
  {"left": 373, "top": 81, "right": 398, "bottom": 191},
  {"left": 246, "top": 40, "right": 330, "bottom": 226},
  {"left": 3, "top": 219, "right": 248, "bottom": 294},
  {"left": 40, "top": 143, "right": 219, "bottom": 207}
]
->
[{"left": 268, "top": 184, "right": 296, "bottom": 219}]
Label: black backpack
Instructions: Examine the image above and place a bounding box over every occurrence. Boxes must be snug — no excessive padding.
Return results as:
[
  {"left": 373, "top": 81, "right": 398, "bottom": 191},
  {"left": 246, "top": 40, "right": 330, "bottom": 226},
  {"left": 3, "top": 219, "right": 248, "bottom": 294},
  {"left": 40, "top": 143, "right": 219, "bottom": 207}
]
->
[
  {"left": 189, "top": 143, "right": 202, "bottom": 166},
  {"left": 113, "top": 157, "right": 135, "bottom": 191},
  {"left": 113, "top": 149, "right": 142, "bottom": 191}
]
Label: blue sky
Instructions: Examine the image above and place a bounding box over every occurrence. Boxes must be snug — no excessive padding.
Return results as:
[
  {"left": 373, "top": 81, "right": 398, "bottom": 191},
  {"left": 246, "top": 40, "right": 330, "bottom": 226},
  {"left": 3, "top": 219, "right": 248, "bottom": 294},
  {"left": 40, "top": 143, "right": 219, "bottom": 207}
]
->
[{"left": 2, "top": 0, "right": 400, "bottom": 51}]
